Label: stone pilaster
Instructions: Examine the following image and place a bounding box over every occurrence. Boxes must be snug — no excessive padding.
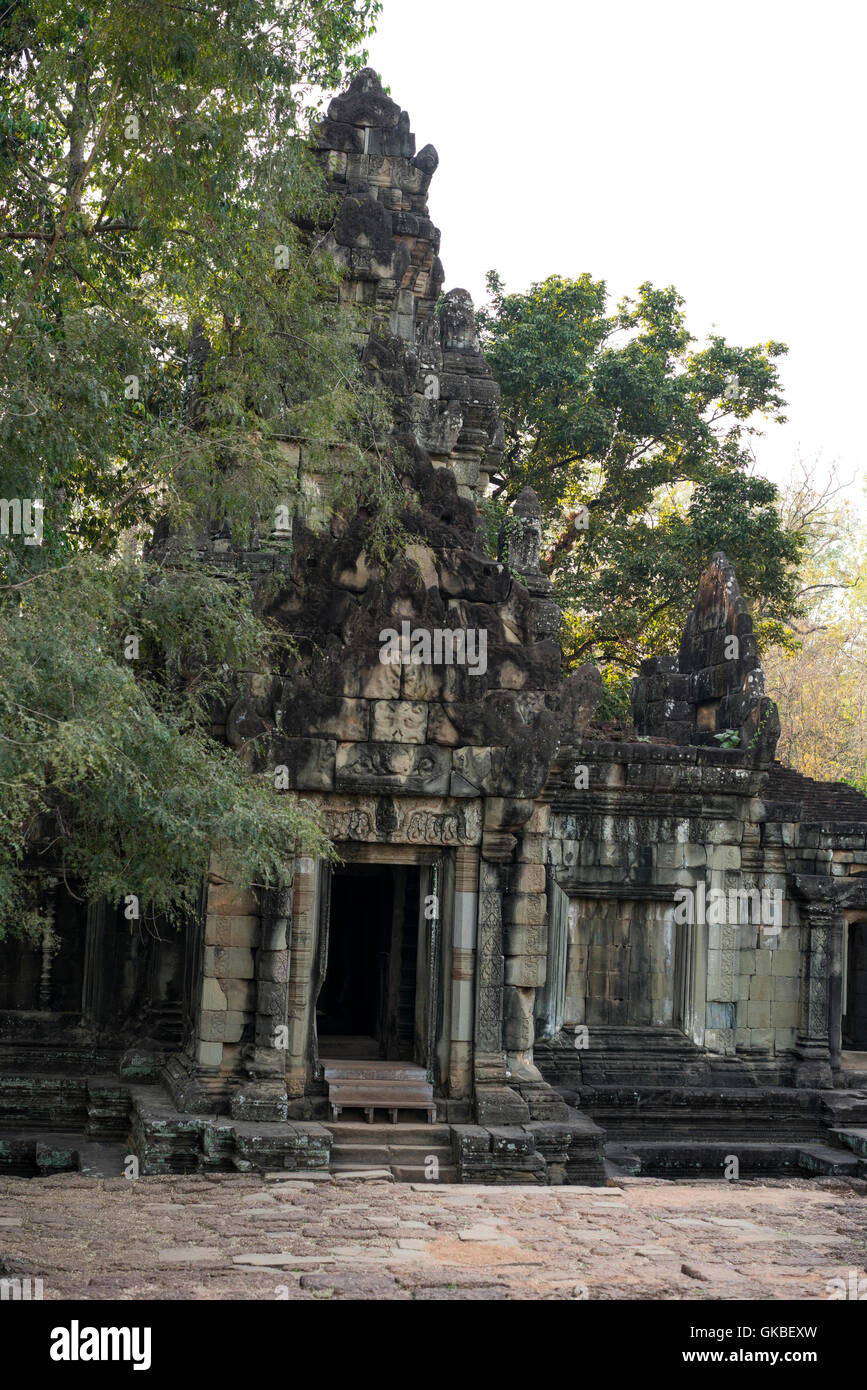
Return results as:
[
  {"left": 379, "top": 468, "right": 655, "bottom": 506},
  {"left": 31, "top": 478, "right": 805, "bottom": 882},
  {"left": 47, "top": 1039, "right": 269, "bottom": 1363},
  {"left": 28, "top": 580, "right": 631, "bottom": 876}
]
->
[
  {"left": 794, "top": 903, "right": 836, "bottom": 1088},
  {"left": 449, "top": 845, "right": 478, "bottom": 1096},
  {"left": 473, "top": 858, "right": 530, "bottom": 1123},
  {"left": 230, "top": 881, "right": 291, "bottom": 1122},
  {"left": 164, "top": 865, "right": 259, "bottom": 1112},
  {"left": 286, "top": 856, "right": 319, "bottom": 1102}
]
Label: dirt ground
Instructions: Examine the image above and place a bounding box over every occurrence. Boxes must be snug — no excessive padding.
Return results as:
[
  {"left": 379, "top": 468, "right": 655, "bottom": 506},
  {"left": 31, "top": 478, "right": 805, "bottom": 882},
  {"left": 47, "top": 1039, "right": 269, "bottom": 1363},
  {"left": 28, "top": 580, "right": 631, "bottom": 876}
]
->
[{"left": 2, "top": 1172, "right": 866, "bottom": 1300}]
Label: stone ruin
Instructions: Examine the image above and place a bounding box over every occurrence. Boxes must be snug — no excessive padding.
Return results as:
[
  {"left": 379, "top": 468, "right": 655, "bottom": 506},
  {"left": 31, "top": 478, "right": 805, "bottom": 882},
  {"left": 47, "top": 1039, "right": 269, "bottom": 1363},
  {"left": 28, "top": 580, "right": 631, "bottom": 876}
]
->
[
  {"left": 631, "top": 551, "right": 781, "bottom": 759},
  {"left": 2, "top": 71, "right": 867, "bottom": 1186}
]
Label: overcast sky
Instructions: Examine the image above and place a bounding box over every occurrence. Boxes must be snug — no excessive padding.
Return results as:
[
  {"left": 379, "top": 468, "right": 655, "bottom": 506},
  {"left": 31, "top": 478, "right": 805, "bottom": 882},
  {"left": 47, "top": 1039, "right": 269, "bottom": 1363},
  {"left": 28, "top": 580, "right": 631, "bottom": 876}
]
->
[{"left": 365, "top": 0, "right": 866, "bottom": 508}]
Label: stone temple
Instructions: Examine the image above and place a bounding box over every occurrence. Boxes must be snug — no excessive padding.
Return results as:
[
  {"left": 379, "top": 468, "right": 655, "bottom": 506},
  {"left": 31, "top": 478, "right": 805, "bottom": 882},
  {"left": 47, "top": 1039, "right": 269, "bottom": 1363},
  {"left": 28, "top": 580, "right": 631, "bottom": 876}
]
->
[{"left": 2, "top": 71, "right": 867, "bottom": 1185}]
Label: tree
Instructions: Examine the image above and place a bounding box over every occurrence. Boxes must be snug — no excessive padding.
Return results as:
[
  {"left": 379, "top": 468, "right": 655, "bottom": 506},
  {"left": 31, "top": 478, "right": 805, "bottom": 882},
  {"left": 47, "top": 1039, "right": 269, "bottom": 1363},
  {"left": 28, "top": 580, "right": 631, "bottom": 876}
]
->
[
  {"left": 477, "top": 272, "right": 804, "bottom": 686},
  {"left": 0, "top": 0, "right": 391, "bottom": 934},
  {"left": 762, "top": 459, "right": 867, "bottom": 787},
  {"left": 1, "top": 0, "right": 386, "bottom": 567}
]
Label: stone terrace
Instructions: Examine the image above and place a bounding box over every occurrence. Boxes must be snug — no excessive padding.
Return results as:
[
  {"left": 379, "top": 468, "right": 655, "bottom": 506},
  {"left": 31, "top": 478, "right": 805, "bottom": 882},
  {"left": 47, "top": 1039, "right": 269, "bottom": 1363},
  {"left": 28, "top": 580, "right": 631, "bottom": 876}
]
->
[{"left": 1, "top": 1173, "right": 865, "bottom": 1300}]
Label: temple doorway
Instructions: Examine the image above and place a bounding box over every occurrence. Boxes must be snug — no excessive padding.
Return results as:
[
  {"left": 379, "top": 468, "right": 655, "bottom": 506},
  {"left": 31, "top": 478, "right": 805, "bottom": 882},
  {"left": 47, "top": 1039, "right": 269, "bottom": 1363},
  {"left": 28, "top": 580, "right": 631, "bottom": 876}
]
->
[
  {"left": 843, "top": 920, "right": 867, "bottom": 1051},
  {"left": 317, "top": 864, "right": 422, "bottom": 1062}
]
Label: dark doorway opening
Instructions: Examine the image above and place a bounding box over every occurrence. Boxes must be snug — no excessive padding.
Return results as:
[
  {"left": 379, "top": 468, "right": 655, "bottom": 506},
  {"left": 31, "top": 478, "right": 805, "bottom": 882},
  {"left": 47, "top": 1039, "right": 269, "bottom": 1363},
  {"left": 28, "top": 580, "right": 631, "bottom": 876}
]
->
[
  {"left": 317, "top": 864, "right": 421, "bottom": 1062},
  {"left": 844, "top": 921, "right": 867, "bottom": 1051}
]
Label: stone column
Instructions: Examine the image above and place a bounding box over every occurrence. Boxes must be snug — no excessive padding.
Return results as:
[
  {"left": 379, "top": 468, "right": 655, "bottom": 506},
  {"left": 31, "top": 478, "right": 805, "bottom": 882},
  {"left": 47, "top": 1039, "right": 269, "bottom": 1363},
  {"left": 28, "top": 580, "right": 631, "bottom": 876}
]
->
[
  {"left": 449, "top": 846, "right": 478, "bottom": 1096},
  {"left": 164, "top": 867, "right": 259, "bottom": 1112},
  {"left": 534, "top": 872, "right": 569, "bottom": 1039},
  {"left": 794, "top": 902, "right": 836, "bottom": 1088},
  {"left": 286, "top": 856, "right": 320, "bottom": 1102},
  {"left": 198, "top": 874, "right": 259, "bottom": 1071},
  {"left": 705, "top": 836, "right": 743, "bottom": 1056},
  {"left": 474, "top": 860, "right": 505, "bottom": 1068},
  {"left": 503, "top": 804, "right": 550, "bottom": 1076},
  {"left": 230, "top": 881, "right": 291, "bottom": 1122},
  {"left": 473, "top": 857, "right": 531, "bottom": 1124}
]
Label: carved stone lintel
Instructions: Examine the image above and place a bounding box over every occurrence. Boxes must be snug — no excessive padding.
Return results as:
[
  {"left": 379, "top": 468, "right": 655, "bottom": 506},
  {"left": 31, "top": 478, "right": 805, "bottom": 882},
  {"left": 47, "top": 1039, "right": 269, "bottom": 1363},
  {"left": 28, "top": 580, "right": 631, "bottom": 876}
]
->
[{"left": 311, "top": 796, "right": 482, "bottom": 846}]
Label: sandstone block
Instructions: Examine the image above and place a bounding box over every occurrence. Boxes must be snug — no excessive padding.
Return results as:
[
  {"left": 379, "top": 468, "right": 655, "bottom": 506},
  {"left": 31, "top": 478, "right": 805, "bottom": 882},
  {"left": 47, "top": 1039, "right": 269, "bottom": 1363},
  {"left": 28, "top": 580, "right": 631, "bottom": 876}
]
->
[
  {"left": 223, "top": 980, "right": 257, "bottom": 1012},
  {"left": 205, "top": 946, "right": 255, "bottom": 980},
  {"left": 503, "top": 892, "right": 545, "bottom": 927},
  {"left": 504, "top": 955, "right": 547, "bottom": 987},
  {"left": 371, "top": 700, "right": 428, "bottom": 743},
  {"left": 512, "top": 862, "right": 546, "bottom": 893},
  {"left": 195, "top": 1041, "right": 222, "bottom": 1068},
  {"left": 258, "top": 951, "right": 290, "bottom": 984},
  {"left": 201, "top": 978, "right": 227, "bottom": 1011},
  {"left": 360, "top": 663, "right": 401, "bottom": 699},
  {"left": 307, "top": 698, "right": 369, "bottom": 741}
]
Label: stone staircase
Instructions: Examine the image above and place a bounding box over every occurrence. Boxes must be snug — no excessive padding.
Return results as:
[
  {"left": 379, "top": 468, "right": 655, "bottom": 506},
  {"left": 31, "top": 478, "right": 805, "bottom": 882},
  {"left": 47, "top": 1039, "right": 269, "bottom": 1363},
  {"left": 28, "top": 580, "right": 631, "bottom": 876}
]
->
[
  {"left": 327, "top": 1120, "right": 456, "bottom": 1182},
  {"left": 0, "top": 1073, "right": 131, "bottom": 1144},
  {"left": 536, "top": 1026, "right": 793, "bottom": 1088},
  {"left": 575, "top": 1083, "right": 867, "bottom": 1179},
  {"left": 0, "top": 1130, "right": 130, "bottom": 1177},
  {"left": 323, "top": 1059, "right": 437, "bottom": 1124}
]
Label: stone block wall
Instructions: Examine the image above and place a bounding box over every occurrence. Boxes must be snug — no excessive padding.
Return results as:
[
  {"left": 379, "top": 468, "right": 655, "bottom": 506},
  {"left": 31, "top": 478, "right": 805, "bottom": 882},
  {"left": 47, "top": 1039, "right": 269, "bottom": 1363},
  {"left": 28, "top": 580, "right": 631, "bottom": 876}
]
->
[
  {"left": 196, "top": 872, "right": 260, "bottom": 1069},
  {"left": 544, "top": 741, "right": 807, "bottom": 1062}
]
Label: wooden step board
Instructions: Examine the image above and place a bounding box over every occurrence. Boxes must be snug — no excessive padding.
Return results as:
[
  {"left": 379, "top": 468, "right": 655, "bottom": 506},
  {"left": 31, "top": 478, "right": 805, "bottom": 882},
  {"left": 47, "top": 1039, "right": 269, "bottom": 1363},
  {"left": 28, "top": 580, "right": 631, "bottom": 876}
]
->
[
  {"left": 324, "top": 1056, "right": 436, "bottom": 1123},
  {"left": 327, "top": 1083, "right": 436, "bottom": 1124},
  {"left": 323, "top": 1062, "right": 428, "bottom": 1083}
]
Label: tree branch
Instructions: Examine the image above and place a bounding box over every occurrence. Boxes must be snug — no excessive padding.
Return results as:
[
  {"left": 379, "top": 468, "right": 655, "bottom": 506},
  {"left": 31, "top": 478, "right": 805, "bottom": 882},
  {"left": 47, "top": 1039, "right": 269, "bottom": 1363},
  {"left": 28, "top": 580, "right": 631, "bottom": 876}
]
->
[{"left": 2, "top": 73, "right": 122, "bottom": 362}]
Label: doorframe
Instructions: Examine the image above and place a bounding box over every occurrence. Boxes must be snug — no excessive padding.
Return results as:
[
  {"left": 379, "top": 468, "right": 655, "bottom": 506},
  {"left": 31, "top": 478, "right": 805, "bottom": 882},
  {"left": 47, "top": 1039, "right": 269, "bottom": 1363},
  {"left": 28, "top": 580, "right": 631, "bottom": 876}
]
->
[
  {"left": 843, "top": 916, "right": 867, "bottom": 1052},
  {"left": 310, "top": 846, "right": 445, "bottom": 1084}
]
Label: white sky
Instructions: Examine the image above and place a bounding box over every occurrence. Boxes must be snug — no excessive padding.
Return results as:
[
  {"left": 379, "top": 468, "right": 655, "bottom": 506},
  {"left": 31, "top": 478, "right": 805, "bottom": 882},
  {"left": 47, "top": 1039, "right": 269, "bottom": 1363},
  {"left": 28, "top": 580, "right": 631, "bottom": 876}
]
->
[{"left": 366, "top": 0, "right": 866, "bottom": 510}]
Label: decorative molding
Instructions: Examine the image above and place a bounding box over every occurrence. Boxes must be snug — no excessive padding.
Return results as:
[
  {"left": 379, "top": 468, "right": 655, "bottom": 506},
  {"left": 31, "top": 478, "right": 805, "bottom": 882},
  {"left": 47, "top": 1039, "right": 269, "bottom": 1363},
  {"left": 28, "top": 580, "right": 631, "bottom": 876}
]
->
[{"left": 313, "top": 797, "right": 482, "bottom": 846}]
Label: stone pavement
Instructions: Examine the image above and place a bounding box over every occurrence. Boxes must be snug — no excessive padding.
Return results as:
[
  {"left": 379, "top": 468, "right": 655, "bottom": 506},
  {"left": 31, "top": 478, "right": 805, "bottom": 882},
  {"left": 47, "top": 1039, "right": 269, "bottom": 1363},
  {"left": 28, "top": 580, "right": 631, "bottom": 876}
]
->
[{"left": 1, "top": 1173, "right": 865, "bottom": 1300}]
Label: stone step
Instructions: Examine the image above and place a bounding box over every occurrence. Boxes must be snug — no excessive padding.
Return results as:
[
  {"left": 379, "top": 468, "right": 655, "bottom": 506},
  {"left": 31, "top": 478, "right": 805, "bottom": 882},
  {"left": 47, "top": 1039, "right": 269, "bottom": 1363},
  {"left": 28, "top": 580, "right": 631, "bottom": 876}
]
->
[
  {"left": 391, "top": 1163, "right": 458, "bottom": 1183},
  {"left": 605, "top": 1145, "right": 641, "bottom": 1177},
  {"left": 76, "top": 1141, "right": 129, "bottom": 1178},
  {"left": 333, "top": 1167, "right": 394, "bottom": 1182},
  {"left": 614, "top": 1138, "right": 867, "bottom": 1179},
  {"left": 839, "top": 1070, "right": 867, "bottom": 1088},
  {"left": 578, "top": 1084, "right": 830, "bottom": 1144},
  {"left": 573, "top": 1026, "right": 705, "bottom": 1054},
  {"left": 581, "top": 1083, "right": 827, "bottom": 1106},
  {"left": 326, "top": 1121, "right": 451, "bottom": 1145},
  {"left": 330, "top": 1143, "right": 391, "bottom": 1165},
  {"left": 596, "top": 1118, "right": 824, "bottom": 1142},
  {"left": 823, "top": 1092, "right": 867, "bottom": 1125},
  {"left": 389, "top": 1143, "right": 452, "bottom": 1163},
  {"left": 829, "top": 1127, "right": 867, "bottom": 1157},
  {"left": 797, "top": 1144, "right": 865, "bottom": 1177},
  {"left": 318, "top": 1036, "right": 380, "bottom": 1059},
  {"left": 616, "top": 1141, "right": 806, "bottom": 1177}
]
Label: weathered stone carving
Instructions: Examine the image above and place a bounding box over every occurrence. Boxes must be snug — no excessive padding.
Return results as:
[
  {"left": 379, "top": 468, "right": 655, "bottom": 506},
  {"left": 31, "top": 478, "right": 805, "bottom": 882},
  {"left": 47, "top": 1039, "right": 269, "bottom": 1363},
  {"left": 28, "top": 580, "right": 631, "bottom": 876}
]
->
[
  {"left": 632, "top": 552, "right": 781, "bottom": 759},
  {"left": 310, "top": 797, "right": 482, "bottom": 847}
]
